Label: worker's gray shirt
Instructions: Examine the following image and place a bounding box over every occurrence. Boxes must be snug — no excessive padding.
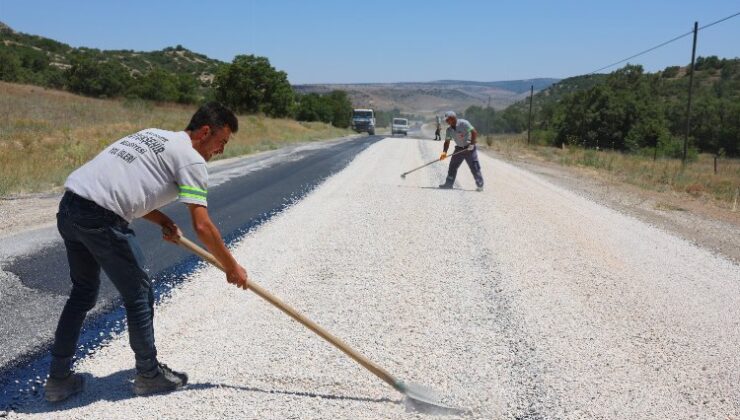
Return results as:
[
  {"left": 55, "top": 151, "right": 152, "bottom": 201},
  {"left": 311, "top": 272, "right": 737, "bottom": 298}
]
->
[
  {"left": 445, "top": 119, "right": 475, "bottom": 147},
  {"left": 65, "top": 128, "right": 208, "bottom": 222}
]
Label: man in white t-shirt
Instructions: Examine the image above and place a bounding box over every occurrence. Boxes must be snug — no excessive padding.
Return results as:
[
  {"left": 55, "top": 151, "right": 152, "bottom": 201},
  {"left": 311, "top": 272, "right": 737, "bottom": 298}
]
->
[
  {"left": 438, "top": 111, "right": 484, "bottom": 191},
  {"left": 45, "top": 102, "right": 248, "bottom": 402}
]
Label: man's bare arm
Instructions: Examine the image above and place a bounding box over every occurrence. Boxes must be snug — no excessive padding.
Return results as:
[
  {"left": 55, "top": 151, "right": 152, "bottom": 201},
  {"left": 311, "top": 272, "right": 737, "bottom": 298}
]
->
[
  {"left": 142, "top": 210, "right": 179, "bottom": 243},
  {"left": 187, "top": 204, "right": 248, "bottom": 289}
]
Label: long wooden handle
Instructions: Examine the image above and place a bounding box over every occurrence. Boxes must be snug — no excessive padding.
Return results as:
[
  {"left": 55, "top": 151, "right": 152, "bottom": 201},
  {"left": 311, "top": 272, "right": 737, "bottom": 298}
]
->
[
  {"left": 175, "top": 235, "right": 403, "bottom": 391},
  {"left": 401, "top": 147, "right": 469, "bottom": 176}
]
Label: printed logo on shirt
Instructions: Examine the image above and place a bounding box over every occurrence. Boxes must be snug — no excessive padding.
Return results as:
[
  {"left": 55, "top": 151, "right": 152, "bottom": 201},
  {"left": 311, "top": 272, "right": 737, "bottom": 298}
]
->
[
  {"left": 127, "top": 131, "right": 168, "bottom": 154},
  {"left": 108, "top": 147, "right": 137, "bottom": 164},
  {"left": 110, "top": 130, "right": 172, "bottom": 164}
]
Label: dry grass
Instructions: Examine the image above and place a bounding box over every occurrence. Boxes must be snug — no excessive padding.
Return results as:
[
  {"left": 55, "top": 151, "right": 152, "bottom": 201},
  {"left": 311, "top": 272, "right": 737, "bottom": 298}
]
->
[
  {"left": 0, "top": 82, "right": 353, "bottom": 196},
  {"left": 484, "top": 134, "right": 740, "bottom": 208}
]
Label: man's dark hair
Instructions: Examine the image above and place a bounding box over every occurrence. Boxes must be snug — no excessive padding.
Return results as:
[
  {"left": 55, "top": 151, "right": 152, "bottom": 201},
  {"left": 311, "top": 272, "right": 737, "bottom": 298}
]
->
[{"left": 186, "top": 102, "right": 239, "bottom": 133}]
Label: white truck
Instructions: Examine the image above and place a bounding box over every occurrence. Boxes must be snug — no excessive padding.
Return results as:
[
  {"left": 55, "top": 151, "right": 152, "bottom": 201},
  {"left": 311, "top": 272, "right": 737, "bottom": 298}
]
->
[
  {"left": 351, "top": 109, "right": 376, "bottom": 135},
  {"left": 391, "top": 118, "right": 409, "bottom": 136}
]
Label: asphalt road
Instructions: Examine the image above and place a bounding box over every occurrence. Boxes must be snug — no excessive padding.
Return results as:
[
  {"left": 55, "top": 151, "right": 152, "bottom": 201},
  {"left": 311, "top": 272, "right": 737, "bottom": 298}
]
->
[{"left": 0, "top": 135, "right": 381, "bottom": 408}]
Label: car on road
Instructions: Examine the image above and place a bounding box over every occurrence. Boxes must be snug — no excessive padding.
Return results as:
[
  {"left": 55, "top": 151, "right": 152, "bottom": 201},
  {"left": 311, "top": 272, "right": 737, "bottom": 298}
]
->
[{"left": 391, "top": 118, "right": 409, "bottom": 136}]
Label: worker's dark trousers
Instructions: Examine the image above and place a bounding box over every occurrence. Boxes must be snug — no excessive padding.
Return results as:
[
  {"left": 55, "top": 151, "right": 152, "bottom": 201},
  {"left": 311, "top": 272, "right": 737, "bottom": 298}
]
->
[
  {"left": 49, "top": 192, "right": 158, "bottom": 379},
  {"left": 443, "top": 146, "right": 484, "bottom": 188}
]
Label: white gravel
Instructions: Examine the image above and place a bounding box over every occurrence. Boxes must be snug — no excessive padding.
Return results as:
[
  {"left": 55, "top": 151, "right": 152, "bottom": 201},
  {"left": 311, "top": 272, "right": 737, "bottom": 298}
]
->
[{"left": 8, "top": 137, "right": 740, "bottom": 419}]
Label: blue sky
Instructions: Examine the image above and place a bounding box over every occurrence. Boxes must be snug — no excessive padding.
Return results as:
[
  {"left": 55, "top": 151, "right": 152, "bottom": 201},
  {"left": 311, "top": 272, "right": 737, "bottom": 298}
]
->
[{"left": 1, "top": 0, "right": 738, "bottom": 84}]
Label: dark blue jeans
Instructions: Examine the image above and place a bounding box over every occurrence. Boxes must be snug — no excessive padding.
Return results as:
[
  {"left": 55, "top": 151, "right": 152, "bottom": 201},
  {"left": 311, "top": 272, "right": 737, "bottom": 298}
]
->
[
  {"left": 50, "top": 192, "right": 158, "bottom": 378},
  {"left": 444, "top": 146, "right": 484, "bottom": 187}
]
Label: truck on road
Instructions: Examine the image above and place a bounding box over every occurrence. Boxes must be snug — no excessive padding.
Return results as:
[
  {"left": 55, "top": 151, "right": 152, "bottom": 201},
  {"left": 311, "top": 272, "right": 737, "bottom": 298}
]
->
[
  {"left": 391, "top": 118, "right": 409, "bottom": 136},
  {"left": 351, "top": 109, "right": 376, "bottom": 135}
]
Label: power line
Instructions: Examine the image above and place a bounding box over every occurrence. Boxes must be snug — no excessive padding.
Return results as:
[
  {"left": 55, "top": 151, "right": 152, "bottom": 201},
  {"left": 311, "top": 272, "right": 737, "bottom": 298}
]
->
[
  {"left": 587, "top": 11, "right": 740, "bottom": 75},
  {"left": 699, "top": 11, "right": 740, "bottom": 30}
]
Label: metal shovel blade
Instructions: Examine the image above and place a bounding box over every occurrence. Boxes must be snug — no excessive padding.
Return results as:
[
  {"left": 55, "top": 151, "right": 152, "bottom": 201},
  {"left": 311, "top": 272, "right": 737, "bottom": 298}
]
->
[{"left": 397, "top": 381, "right": 467, "bottom": 415}]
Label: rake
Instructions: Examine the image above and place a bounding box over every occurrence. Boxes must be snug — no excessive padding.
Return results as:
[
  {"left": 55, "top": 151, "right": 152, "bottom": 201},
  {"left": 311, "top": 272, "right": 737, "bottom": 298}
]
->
[{"left": 400, "top": 148, "right": 469, "bottom": 179}]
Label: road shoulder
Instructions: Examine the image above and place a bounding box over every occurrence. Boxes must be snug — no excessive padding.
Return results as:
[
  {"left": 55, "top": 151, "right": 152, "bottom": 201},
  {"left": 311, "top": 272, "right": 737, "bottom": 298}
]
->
[
  {"left": 480, "top": 147, "right": 740, "bottom": 264},
  {"left": 0, "top": 135, "right": 362, "bottom": 240}
]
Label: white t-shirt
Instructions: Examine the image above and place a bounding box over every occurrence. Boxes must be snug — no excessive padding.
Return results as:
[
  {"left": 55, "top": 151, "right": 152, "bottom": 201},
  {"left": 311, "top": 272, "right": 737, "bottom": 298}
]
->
[
  {"left": 65, "top": 128, "right": 208, "bottom": 222},
  {"left": 445, "top": 118, "right": 475, "bottom": 148}
]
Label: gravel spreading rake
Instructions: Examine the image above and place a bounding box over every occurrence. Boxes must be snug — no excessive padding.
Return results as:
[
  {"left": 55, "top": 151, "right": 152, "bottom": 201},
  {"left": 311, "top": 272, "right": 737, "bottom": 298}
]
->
[
  {"left": 172, "top": 234, "right": 462, "bottom": 413},
  {"left": 400, "top": 148, "right": 469, "bottom": 179}
]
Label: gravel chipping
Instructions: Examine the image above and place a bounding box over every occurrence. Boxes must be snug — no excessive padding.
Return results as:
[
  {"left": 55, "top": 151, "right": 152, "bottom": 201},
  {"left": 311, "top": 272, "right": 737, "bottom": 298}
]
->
[{"left": 6, "top": 137, "right": 740, "bottom": 419}]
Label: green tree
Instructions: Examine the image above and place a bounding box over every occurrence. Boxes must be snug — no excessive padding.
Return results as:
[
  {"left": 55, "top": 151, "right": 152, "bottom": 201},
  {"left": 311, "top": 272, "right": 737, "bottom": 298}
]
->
[
  {"left": 463, "top": 106, "right": 496, "bottom": 134},
  {"left": 294, "top": 90, "right": 352, "bottom": 128},
  {"left": 295, "top": 93, "right": 333, "bottom": 122},
  {"left": 128, "top": 68, "right": 179, "bottom": 102},
  {"left": 326, "top": 90, "right": 352, "bottom": 128},
  {"left": 66, "top": 57, "right": 132, "bottom": 98},
  {"left": 213, "top": 54, "right": 295, "bottom": 117},
  {"left": 175, "top": 74, "right": 199, "bottom": 104},
  {"left": 0, "top": 48, "right": 22, "bottom": 82}
]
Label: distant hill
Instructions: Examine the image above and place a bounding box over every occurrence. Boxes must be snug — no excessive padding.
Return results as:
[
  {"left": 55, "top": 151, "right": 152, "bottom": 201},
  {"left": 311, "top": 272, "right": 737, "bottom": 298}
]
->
[
  {"left": 294, "top": 78, "right": 559, "bottom": 115},
  {"left": 494, "top": 58, "right": 740, "bottom": 156},
  {"left": 0, "top": 21, "right": 223, "bottom": 84},
  {"left": 509, "top": 57, "right": 739, "bottom": 116},
  {"left": 0, "top": 21, "right": 558, "bottom": 114}
]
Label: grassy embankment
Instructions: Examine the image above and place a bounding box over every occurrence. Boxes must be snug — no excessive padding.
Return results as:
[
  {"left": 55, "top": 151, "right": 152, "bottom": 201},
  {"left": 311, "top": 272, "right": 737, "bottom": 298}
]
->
[
  {"left": 0, "top": 82, "right": 354, "bottom": 196},
  {"left": 484, "top": 134, "right": 740, "bottom": 209}
]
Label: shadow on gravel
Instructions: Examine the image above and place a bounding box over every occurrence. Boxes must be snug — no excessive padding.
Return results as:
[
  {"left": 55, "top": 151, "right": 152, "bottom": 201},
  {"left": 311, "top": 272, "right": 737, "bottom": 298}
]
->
[
  {"left": 189, "top": 383, "right": 467, "bottom": 416},
  {"left": 12, "top": 375, "right": 403, "bottom": 416},
  {"left": 187, "top": 382, "right": 401, "bottom": 405},
  {"left": 12, "top": 370, "right": 136, "bottom": 415},
  {"left": 388, "top": 137, "right": 443, "bottom": 142},
  {"left": 396, "top": 185, "right": 479, "bottom": 192}
]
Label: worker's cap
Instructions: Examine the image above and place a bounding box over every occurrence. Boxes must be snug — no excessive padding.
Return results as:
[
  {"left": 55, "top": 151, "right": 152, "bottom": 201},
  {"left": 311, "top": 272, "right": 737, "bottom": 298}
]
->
[{"left": 444, "top": 111, "right": 456, "bottom": 119}]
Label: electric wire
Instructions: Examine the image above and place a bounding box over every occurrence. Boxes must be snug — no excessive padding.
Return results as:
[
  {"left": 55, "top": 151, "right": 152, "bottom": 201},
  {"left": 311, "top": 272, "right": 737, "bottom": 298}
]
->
[{"left": 587, "top": 11, "right": 740, "bottom": 75}]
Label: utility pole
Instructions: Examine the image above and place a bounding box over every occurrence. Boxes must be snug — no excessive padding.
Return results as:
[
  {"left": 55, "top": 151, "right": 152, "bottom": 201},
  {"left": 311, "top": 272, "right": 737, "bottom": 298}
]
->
[
  {"left": 683, "top": 21, "right": 698, "bottom": 164},
  {"left": 486, "top": 96, "right": 491, "bottom": 134},
  {"left": 527, "top": 85, "right": 534, "bottom": 145}
]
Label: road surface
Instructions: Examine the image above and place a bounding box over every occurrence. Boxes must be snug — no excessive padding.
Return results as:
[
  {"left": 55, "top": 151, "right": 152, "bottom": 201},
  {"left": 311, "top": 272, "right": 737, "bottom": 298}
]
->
[
  {"left": 3, "top": 136, "right": 739, "bottom": 418},
  {"left": 0, "top": 135, "right": 381, "bottom": 395}
]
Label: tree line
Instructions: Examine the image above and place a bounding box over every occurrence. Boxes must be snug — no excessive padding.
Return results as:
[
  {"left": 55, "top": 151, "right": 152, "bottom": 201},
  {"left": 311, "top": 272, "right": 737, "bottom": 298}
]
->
[
  {"left": 374, "top": 109, "right": 423, "bottom": 127},
  {"left": 463, "top": 58, "right": 740, "bottom": 157},
  {"left": 0, "top": 41, "right": 353, "bottom": 128}
]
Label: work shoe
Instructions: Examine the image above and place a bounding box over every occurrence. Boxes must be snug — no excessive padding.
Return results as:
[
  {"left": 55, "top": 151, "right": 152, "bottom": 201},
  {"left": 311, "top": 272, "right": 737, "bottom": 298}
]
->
[
  {"left": 438, "top": 183, "right": 453, "bottom": 189},
  {"left": 133, "top": 363, "right": 188, "bottom": 396},
  {"left": 476, "top": 186, "right": 484, "bottom": 192},
  {"left": 44, "top": 372, "right": 84, "bottom": 402}
]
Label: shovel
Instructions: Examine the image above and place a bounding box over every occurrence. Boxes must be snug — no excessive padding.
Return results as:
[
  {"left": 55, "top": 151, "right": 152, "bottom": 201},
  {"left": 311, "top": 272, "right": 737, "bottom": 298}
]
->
[
  {"left": 171, "top": 234, "right": 460, "bottom": 412},
  {"left": 400, "top": 148, "right": 469, "bottom": 179}
]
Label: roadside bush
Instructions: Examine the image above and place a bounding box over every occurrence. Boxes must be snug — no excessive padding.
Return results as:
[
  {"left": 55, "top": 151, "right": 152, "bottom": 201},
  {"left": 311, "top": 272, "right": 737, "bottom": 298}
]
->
[
  {"left": 531, "top": 129, "right": 556, "bottom": 146},
  {"left": 657, "top": 136, "right": 698, "bottom": 161},
  {"left": 662, "top": 66, "right": 680, "bottom": 78},
  {"left": 213, "top": 54, "right": 295, "bottom": 117},
  {"left": 66, "top": 57, "right": 132, "bottom": 98},
  {"left": 295, "top": 90, "right": 352, "bottom": 128}
]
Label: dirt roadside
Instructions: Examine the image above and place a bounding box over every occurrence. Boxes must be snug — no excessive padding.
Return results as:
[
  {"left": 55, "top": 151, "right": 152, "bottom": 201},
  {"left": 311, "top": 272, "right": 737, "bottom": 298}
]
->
[
  {"left": 0, "top": 135, "right": 362, "bottom": 240},
  {"left": 0, "top": 191, "right": 61, "bottom": 238},
  {"left": 480, "top": 147, "right": 740, "bottom": 264}
]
